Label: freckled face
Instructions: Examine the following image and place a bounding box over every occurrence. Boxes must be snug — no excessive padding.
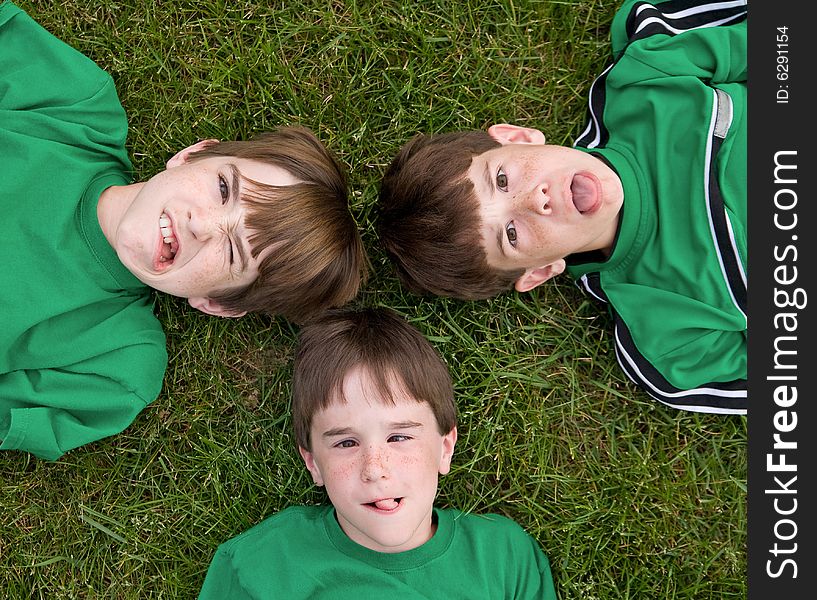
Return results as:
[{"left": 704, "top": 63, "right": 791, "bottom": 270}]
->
[
  {"left": 299, "top": 367, "right": 457, "bottom": 553},
  {"left": 111, "top": 155, "right": 298, "bottom": 300},
  {"left": 469, "top": 142, "right": 623, "bottom": 272}
]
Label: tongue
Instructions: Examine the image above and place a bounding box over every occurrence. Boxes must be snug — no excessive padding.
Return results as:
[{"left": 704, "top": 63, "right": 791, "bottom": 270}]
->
[
  {"left": 571, "top": 174, "right": 597, "bottom": 213},
  {"left": 374, "top": 499, "right": 398, "bottom": 510},
  {"left": 160, "top": 242, "right": 175, "bottom": 261}
]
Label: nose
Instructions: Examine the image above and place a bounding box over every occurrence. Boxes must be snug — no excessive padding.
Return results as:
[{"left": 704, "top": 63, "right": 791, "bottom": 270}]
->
[
  {"left": 187, "top": 208, "right": 217, "bottom": 241},
  {"left": 360, "top": 446, "right": 390, "bottom": 482},
  {"left": 520, "top": 185, "right": 549, "bottom": 215}
]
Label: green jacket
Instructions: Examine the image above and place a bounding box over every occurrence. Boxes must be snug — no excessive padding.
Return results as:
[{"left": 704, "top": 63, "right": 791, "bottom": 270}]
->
[{"left": 568, "top": 0, "right": 747, "bottom": 413}]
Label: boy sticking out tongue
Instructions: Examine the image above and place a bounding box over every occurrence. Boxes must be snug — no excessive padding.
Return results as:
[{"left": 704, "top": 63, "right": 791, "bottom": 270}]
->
[{"left": 198, "top": 308, "right": 557, "bottom": 599}]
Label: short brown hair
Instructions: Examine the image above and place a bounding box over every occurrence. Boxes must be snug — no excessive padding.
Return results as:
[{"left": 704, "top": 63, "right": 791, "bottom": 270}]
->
[
  {"left": 292, "top": 307, "right": 456, "bottom": 450},
  {"left": 376, "top": 131, "right": 523, "bottom": 300},
  {"left": 188, "top": 126, "right": 367, "bottom": 323}
]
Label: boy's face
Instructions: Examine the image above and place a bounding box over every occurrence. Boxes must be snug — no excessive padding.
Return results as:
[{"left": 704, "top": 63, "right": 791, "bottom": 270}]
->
[
  {"left": 468, "top": 124, "right": 624, "bottom": 292},
  {"left": 299, "top": 366, "right": 457, "bottom": 554},
  {"left": 109, "top": 142, "right": 299, "bottom": 316}
]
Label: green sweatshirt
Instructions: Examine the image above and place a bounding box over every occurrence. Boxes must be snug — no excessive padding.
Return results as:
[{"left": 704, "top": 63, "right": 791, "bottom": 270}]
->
[
  {"left": 0, "top": 1, "right": 167, "bottom": 460},
  {"left": 198, "top": 505, "right": 557, "bottom": 599}
]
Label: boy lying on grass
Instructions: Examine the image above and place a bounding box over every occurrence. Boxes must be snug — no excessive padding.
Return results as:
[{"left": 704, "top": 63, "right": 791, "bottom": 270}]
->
[
  {"left": 0, "top": 1, "right": 366, "bottom": 461},
  {"left": 198, "top": 307, "right": 557, "bottom": 599},
  {"left": 377, "top": 0, "right": 747, "bottom": 415}
]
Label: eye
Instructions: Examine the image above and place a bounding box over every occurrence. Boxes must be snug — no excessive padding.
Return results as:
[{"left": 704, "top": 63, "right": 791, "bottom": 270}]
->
[
  {"left": 505, "top": 222, "right": 518, "bottom": 247},
  {"left": 218, "top": 175, "right": 229, "bottom": 205},
  {"left": 388, "top": 434, "right": 411, "bottom": 443},
  {"left": 334, "top": 439, "right": 358, "bottom": 449},
  {"left": 496, "top": 167, "right": 508, "bottom": 192}
]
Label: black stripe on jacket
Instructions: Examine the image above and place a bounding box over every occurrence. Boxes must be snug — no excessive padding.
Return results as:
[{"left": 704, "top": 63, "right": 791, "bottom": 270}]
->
[{"left": 578, "top": 273, "right": 747, "bottom": 414}]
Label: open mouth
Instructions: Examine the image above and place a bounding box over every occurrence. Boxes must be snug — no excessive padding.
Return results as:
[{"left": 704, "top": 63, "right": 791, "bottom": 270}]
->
[
  {"left": 364, "top": 498, "right": 403, "bottom": 511},
  {"left": 570, "top": 173, "right": 601, "bottom": 215},
  {"left": 157, "top": 212, "right": 179, "bottom": 267}
]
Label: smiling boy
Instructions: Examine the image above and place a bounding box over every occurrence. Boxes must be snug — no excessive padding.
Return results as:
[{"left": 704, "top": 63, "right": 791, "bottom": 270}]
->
[
  {"left": 377, "top": 0, "right": 747, "bottom": 414},
  {"left": 97, "top": 141, "right": 295, "bottom": 315},
  {"left": 95, "top": 133, "right": 365, "bottom": 319},
  {"left": 198, "top": 307, "right": 557, "bottom": 599},
  {"left": 0, "top": 2, "right": 366, "bottom": 460}
]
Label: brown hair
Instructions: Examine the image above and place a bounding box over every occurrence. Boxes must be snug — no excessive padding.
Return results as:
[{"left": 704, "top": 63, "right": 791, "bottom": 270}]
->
[
  {"left": 188, "top": 126, "right": 367, "bottom": 323},
  {"left": 376, "top": 131, "right": 523, "bottom": 300},
  {"left": 292, "top": 307, "right": 456, "bottom": 450}
]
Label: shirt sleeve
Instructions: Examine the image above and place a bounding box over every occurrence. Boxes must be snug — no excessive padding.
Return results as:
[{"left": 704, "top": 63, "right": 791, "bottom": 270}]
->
[
  {"left": 198, "top": 546, "right": 254, "bottom": 600},
  {"left": 608, "top": 0, "right": 747, "bottom": 83},
  {"left": 0, "top": 339, "right": 167, "bottom": 461},
  {"left": 492, "top": 516, "right": 558, "bottom": 600},
  {"left": 609, "top": 292, "right": 747, "bottom": 413},
  {"left": 513, "top": 537, "right": 558, "bottom": 600},
  {"left": 0, "top": 0, "right": 127, "bottom": 141}
]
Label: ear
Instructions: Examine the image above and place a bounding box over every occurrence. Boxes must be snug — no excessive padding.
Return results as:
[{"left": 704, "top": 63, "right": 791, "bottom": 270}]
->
[
  {"left": 166, "top": 139, "right": 220, "bottom": 169},
  {"left": 487, "top": 124, "right": 546, "bottom": 146},
  {"left": 187, "top": 297, "right": 247, "bottom": 318},
  {"left": 514, "top": 260, "right": 566, "bottom": 293},
  {"left": 437, "top": 427, "right": 458, "bottom": 476},
  {"left": 299, "top": 446, "right": 325, "bottom": 486}
]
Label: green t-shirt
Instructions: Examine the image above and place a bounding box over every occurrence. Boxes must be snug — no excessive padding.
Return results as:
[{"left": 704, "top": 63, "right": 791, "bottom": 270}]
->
[
  {"left": 198, "top": 505, "right": 557, "bottom": 599},
  {"left": 0, "top": 1, "right": 167, "bottom": 460},
  {"left": 567, "top": 0, "right": 747, "bottom": 413}
]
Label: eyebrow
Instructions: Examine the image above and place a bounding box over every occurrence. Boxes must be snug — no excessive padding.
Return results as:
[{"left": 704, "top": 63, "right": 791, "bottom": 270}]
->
[
  {"left": 483, "top": 162, "right": 507, "bottom": 259},
  {"left": 322, "top": 427, "right": 354, "bottom": 439},
  {"left": 229, "top": 163, "right": 250, "bottom": 273},
  {"left": 482, "top": 161, "right": 493, "bottom": 197},
  {"left": 495, "top": 229, "right": 506, "bottom": 259},
  {"left": 320, "top": 421, "right": 424, "bottom": 439},
  {"left": 389, "top": 420, "right": 423, "bottom": 430}
]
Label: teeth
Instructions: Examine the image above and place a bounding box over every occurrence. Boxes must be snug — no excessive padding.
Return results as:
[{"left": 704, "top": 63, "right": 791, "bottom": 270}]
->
[{"left": 159, "top": 213, "right": 177, "bottom": 249}]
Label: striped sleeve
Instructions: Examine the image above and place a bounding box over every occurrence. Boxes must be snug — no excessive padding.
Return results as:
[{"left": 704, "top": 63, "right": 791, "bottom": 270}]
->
[
  {"left": 575, "top": 0, "right": 747, "bottom": 150},
  {"left": 577, "top": 274, "right": 747, "bottom": 414}
]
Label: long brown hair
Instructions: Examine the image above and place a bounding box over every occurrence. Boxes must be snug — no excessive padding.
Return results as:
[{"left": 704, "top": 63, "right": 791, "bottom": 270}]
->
[{"left": 189, "top": 126, "right": 367, "bottom": 323}]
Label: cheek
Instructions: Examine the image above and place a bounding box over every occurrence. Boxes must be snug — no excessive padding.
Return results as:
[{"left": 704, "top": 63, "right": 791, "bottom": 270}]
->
[
  {"left": 398, "top": 453, "right": 421, "bottom": 467},
  {"left": 514, "top": 155, "right": 541, "bottom": 184},
  {"left": 526, "top": 220, "right": 560, "bottom": 249},
  {"left": 519, "top": 155, "right": 537, "bottom": 171},
  {"left": 117, "top": 231, "right": 148, "bottom": 257},
  {"left": 327, "top": 462, "right": 357, "bottom": 483},
  {"left": 397, "top": 450, "right": 437, "bottom": 477},
  {"left": 181, "top": 253, "right": 224, "bottom": 288}
]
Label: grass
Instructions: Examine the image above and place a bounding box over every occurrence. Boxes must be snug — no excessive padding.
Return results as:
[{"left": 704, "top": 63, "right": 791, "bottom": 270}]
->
[{"left": 2, "top": 1, "right": 746, "bottom": 598}]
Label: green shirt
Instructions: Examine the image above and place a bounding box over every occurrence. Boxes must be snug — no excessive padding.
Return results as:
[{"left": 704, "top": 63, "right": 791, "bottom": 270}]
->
[
  {"left": 199, "top": 505, "right": 557, "bottom": 599},
  {"left": 0, "top": 1, "right": 167, "bottom": 460},
  {"left": 567, "top": 0, "right": 747, "bottom": 413}
]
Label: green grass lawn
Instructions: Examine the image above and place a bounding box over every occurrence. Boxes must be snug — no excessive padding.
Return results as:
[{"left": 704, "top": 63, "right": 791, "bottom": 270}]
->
[{"left": 2, "top": 1, "right": 746, "bottom": 598}]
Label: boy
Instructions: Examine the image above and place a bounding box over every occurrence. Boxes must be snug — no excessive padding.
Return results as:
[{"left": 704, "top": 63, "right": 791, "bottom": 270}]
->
[
  {"left": 377, "top": 0, "right": 747, "bottom": 415},
  {"left": 198, "top": 307, "right": 557, "bottom": 599},
  {"left": 0, "top": 2, "right": 367, "bottom": 461}
]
